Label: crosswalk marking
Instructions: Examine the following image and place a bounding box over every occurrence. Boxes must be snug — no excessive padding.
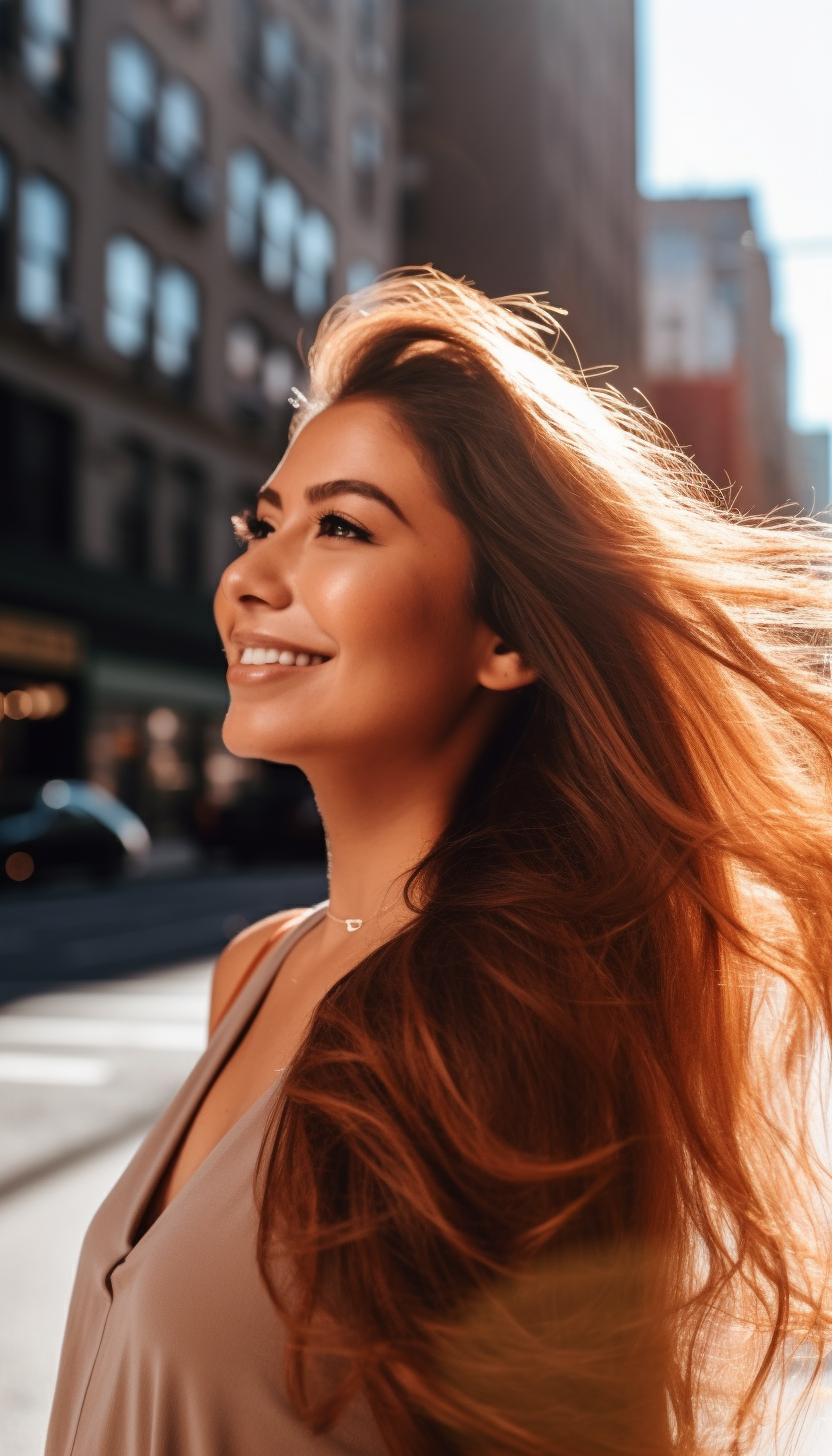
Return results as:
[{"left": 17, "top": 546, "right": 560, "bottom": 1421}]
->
[
  {"left": 0, "top": 962, "right": 212, "bottom": 1087},
  {"left": 0, "top": 1052, "right": 113, "bottom": 1087},
  {"left": 0, "top": 1016, "right": 206, "bottom": 1051}
]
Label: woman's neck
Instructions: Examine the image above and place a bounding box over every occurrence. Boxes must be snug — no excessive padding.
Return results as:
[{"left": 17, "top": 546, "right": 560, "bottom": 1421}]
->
[
  {"left": 302, "top": 731, "right": 483, "bottom": 948},
  {"left": 313, "top": 760, "right": 452, "bottom": 934},
  {"left": 297, "top": 689, "right": 507, "bottom": 952}
]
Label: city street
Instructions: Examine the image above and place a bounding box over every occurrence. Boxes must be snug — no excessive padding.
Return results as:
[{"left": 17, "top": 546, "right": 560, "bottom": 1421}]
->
[
  {"left": 0, "top": 957, "right": 213, "bottom": 1197},
  {"left": 0, "top": 869, "right": 325, "bottom": 1452},
  {"left": 0, "top": 865, "right": 327, "bottom": 1004},
  {"left": 0, "top": 954, "right": 214, "bottom": 1456},
  {"left": 0, "top": 1133, "right": 145, "bottom": 1456}
]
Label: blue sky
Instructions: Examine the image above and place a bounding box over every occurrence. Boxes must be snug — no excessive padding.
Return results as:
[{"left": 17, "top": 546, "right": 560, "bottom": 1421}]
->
[{"left": 638, "top": 0, "right": 832, "bottom": 443}]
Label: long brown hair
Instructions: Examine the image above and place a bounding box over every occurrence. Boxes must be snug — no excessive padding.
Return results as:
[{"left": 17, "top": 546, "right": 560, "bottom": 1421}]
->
[{"left": 256, "top": 269, "right": 832, "bottom": 1454}]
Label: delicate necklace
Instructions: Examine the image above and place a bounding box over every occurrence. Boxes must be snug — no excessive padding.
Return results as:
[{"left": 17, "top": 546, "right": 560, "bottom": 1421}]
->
[
  {"left": 326, "top": 897, "right": 398, "bottom": 933},
  {"left": 326, "top": 910, "right": 365, "bottom": 933}
]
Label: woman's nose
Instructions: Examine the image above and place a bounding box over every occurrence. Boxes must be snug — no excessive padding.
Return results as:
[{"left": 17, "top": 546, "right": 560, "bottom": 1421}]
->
[{"left": 217, "top": 541, "right": 294, "bottom": 611}]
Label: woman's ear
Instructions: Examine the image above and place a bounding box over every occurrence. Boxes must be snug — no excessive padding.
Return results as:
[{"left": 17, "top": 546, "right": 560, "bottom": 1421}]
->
[{"left": 477, "top": 635, "right": 539, "bottom": 693}]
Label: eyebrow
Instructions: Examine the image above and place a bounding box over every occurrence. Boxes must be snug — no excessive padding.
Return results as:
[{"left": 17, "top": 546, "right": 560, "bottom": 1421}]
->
[{"left": 258, "top": 478, "right": 409, "bottom": 525}]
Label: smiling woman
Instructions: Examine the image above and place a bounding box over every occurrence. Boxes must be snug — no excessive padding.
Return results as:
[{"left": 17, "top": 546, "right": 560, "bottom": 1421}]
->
[
  {"left": 47, "top": 269, "right": 832, "bottom": 1456},
  {"left": 215, "top": 399, "right": 526, "bottom": 788}
]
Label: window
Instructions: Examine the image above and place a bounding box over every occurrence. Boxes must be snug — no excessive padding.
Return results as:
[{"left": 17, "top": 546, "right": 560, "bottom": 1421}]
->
[
  {"left": 105, "top": 238, "right": 199, "bottom": 386},
  {"left": 108, "top": 36, "right": 157, "bottom": 169},
  {"left": 21, "top": 0, "right": 75, "bottom": 107},
  {"left": 345, "top": 259, "right": 377, "bottom": 294},
  {"left": 260, "top": 176, "right": 300, "bottom": 292},
  {"left": 157, "top": 78, "right": 203, "bottom": 176},
  {"left": 354, "top": 0, "right": 385, "bottom": 75},
  {"left": 226, "top": 152, "right": 335, "bottom": 321},
  {"left": 261, "top": 16, "right": 297, "bottom": 130},
  {"left": 0, "top": 0, "right": 15, "bottom": 65},
  {"left": 226, "top": 319, "right": 263, "bottom": 387},
  {"left": 646, "top": 228, "right": 702, "bottom": 277},
  {"left": 105, "top": 236, "right": 153, "bottom": 357},
  {"left": 169, "top": 460, "right": 206, "bottom": 590},
  {"left": 294, "top": 52, "right": 329, "bottom": 164},
  {"left": 227, "top": 148, "right": 265, "bottom": 260},
  {"left": 0, "top": 146, "right": 10, "bottom": 300},
  {"left": 17, "top": 174, "right": 70, "bottom": 324},
  {"left": 294, "top": 208, "right": 334, "bottom": 318},
  {"left": 262, "top": 346, "right": 295, "bottom": 408},
  {"left": 226, "top": 319, "right": 297, "bottom": 416},
  {"left": 351, "top": 115, "right": 382, "bottom": 215},
  {"left": 154, "top": 265, "right": 200, "bottom": 378},
  {"left": 114, "top": 438, "right": 155, "bottom": 578},
  {"left": 245, "top": 6, "right": 329, "bottom": 163},
  {"left": 108, "top": 37, "right": 210, "bottom": 220},
  {"left": 0, "top": 379, "right": 75, "bottom": 552}
]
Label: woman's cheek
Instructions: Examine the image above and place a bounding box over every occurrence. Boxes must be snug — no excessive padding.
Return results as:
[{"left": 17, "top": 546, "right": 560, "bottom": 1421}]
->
[{"left": 310, "top": 557, "right": 430, "bottom": 654}]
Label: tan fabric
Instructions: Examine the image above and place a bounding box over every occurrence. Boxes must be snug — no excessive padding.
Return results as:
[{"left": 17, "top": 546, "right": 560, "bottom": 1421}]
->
[{"left": 46, "top": 903, "right": 386, "bottom": 1456}]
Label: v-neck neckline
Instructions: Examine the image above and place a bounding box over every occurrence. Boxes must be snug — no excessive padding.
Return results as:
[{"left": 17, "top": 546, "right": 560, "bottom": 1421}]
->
[{"left": 124, "top": 901, "right": 328, "bottom": 1254}]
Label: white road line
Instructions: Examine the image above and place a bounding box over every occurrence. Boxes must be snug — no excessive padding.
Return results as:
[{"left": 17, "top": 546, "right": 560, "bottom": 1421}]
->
[
  {"left": 6, "top": 994, "right": 209, "bottom": 1021},
  {"left": 0, "top": 1017, "right": 207, "bottom": 1051},
  {"left": 0, "top": 1052, "right": 113, "bottom": 1087}
]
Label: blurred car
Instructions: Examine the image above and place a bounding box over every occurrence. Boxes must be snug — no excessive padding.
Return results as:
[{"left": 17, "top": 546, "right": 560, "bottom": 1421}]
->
[{"left": 0, "top": 779, "right": 151, "bottom": 887}]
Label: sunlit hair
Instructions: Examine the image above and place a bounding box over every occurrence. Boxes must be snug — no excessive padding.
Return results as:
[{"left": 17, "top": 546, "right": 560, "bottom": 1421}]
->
[{"left": 256, "top": 267, "right": 832, "bottom": 1454}]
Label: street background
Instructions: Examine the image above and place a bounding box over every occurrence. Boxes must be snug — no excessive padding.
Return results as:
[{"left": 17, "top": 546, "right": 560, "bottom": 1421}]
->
[{"left": 1, "top": 0, "right": 831, "bottom": 1450}]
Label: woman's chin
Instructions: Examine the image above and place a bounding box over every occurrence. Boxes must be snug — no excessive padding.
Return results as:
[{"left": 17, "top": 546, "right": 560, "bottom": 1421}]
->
[
  {"left": 220, "top": 712, "right": 310, "bottom": 766},
  {"left": 222, "top": 713, "right": 280, "bottom": 762}
]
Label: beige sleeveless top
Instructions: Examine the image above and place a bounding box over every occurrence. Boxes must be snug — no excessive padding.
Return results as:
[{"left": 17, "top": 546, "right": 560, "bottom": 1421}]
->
[{"left": 46, "top": 903, "right": 387, "bottom": 1456}]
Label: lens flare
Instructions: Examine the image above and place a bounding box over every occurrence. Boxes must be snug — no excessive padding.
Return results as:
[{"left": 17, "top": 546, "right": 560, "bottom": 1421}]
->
[{"left": 5, "top": 852, "right": 34, "bottom": 882}]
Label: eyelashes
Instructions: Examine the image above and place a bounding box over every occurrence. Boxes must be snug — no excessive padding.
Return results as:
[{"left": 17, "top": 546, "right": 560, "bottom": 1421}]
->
[
  {"left": 231, "top": 508, "right": 373, "bottom": 546},
  {"left": 231, "top": 508, "right": 272, "bottom": 544},
  {"left": 316, "top": 511, "right": 372, "bottom": 542}
]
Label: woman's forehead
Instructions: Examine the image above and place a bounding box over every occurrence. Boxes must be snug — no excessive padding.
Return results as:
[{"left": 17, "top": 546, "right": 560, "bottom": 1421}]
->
[{"left": 269, "top": 398, "right": 447, "bottom": 515}]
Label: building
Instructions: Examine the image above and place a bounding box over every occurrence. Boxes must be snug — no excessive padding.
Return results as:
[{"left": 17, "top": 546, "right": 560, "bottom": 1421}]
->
[
  {"left": 789, "top": 430, "right": 829, "bottom": 515},
  {"left": 0, "top": 0, "right": 399, "bottom": 844},
  {"left": 399, "top": 0, "right": 639, "bottom": 383},
  {"left": 641, "top": 194, "right": 828, "bottom": 515}
]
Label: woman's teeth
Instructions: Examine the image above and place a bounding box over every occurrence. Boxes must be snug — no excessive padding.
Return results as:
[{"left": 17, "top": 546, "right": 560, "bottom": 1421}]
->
[{"left": 239, "top": 647, "right": 324, "bottom": 667}]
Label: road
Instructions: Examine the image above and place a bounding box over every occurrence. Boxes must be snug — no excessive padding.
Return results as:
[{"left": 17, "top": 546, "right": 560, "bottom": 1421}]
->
[
  {"left": 0, "top": 863, "right": 327, "bottom": 1003},
  {"left": 0, "top": 1132, "right": 145, "bottom": 1456},
  {"left": 0, "top": 952, "right": 216, "bottom": 1456},
  {"left": 0, "top": 957, "right": 214, "bottom": 1197}
]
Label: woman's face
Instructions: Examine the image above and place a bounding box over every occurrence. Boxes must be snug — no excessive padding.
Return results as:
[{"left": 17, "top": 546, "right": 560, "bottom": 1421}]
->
[{"left": 216, "top": 397, "right": 509, "bottom": 772}]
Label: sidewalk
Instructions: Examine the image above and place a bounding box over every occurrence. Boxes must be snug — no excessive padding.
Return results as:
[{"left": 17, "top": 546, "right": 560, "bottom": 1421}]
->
[
  {"left": 0, "top": 1132, "right": 144, "bottom": 1456},
  {"left": 0, "top": 958, "right": 213, "bottom": 1454},
  {"left": 0, "top": 961, "right": 212, "bottom": 1195}
]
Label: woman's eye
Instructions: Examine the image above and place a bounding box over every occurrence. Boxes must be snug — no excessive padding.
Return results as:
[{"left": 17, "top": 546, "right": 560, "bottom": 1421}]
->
[
  {"left": 231, "top": 509, "right": 273, "bottom": 545},
  {"left": 315, "top": 512, "right": 372, "bottom": 542}
]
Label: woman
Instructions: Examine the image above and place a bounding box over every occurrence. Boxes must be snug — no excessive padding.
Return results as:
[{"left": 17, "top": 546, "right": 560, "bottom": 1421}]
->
[{"left": 48, "top": 270, "right": 832, "bottom": 1456}]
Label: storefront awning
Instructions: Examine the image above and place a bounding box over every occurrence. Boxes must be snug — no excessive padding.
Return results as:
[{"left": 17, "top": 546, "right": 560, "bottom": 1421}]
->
[{"left": 90, "top": 654, "right": 228, "bottom": 714}]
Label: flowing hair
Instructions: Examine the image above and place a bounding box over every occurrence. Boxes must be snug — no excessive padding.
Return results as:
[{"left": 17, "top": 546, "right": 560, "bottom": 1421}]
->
[{"left": 255, "top": 268, "right": 832, "bottom": 1454}]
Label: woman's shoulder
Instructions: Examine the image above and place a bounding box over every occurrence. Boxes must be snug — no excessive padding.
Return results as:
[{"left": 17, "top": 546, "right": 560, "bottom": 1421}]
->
[{"left": 208, "top": 907, "right": 310, "bottom": 1036}]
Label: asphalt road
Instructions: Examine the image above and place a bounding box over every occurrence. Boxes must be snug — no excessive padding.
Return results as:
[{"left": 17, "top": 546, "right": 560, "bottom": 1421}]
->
[
  {"left": 0, "top": 958, "right": 213, "bottom": 1195},
  {"left": 0, "top": 864, "right": 327, "bottom": 1003}
]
